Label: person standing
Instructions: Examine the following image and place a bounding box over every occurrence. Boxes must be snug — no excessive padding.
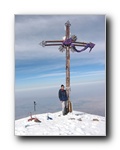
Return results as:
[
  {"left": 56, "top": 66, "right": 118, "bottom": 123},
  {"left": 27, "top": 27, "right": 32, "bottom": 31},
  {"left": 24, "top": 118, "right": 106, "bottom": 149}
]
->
[{"left": 58, "top": 84, "right": 68, "bottom": 115}]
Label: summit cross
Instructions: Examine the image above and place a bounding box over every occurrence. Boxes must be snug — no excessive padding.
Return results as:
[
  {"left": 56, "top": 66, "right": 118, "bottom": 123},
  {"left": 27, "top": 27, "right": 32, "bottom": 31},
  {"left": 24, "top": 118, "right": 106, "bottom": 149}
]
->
[{"left": 40, "top": 21, "right": 95, "bottom": 112}]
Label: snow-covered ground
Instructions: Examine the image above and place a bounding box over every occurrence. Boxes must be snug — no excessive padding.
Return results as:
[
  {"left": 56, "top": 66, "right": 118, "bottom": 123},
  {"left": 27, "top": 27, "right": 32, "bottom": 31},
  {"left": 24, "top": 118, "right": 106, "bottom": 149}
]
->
[{"left": 15, "top": 111, "right": 106, "bottom": 136}]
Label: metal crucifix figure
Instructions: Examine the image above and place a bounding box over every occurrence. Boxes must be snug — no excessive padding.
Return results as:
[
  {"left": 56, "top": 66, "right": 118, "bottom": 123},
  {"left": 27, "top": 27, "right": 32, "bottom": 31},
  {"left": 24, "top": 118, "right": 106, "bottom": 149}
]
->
[{"left": 40, "top": 21, "right": 95, "bottom": 112}]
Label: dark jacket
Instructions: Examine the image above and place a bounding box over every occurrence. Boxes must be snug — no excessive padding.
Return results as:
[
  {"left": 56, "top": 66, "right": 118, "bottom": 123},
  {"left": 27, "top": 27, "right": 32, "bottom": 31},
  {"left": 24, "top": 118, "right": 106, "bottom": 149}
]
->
[{"left": 58, "top": 89, "right": 68, "bottom": 101}]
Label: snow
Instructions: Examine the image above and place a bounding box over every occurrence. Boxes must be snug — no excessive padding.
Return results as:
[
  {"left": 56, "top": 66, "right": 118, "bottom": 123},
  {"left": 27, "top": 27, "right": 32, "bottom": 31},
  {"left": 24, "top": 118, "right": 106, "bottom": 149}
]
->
[{"left": 15, "top": 111, "right": 106, "bottom": 136}]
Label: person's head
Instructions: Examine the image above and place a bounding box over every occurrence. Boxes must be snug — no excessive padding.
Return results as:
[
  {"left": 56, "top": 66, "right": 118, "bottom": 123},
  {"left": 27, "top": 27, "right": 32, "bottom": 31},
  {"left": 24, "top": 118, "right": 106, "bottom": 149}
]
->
[{"left": 61, "top": 84, "right": 64, "bottom": 90}]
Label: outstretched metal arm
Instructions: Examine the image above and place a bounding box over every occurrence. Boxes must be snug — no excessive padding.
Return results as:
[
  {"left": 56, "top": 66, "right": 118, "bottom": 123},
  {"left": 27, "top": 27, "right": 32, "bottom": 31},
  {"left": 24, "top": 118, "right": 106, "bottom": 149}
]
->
[
  {"left": 40, "top": 40, "right": 63, "bottom": 47},
  {"left": 71, "top": 42, "right": 95, "bottom": 53}
]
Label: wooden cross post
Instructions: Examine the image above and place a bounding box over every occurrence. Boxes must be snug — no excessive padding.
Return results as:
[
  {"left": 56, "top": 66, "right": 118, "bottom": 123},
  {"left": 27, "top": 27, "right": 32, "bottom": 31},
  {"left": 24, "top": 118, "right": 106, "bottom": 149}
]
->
[
  {"left": 65, "top": 21, "right": 71, "bottom": 104},
  {"left": 40, "top": 21, "right": 95, "bottom": 112}
]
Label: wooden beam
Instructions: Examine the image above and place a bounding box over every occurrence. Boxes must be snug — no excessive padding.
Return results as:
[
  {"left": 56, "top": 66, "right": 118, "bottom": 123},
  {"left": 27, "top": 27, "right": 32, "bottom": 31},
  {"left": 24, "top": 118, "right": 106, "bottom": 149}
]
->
[{"left": 65, "top": 21, "right": 71, "bottom": 102}]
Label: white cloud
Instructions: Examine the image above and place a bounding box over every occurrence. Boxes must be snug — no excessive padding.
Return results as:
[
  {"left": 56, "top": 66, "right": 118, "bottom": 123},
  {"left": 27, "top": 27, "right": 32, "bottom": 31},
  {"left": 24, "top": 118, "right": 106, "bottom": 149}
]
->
[
  {"left": 15, "top": 15, "right": 105, "bottom": 56},
  {"left": 15, "top": 15, "right": 105, "bottom": 92}
]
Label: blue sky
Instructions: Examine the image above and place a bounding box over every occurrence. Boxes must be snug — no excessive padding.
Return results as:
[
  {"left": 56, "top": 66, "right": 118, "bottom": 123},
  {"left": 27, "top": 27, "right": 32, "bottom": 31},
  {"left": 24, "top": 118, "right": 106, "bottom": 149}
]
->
[
  {"left": 15, "top": 15, "right": 105, "bottom": 118},
  {"left": 15, "top": 15, "right": 105, "bottom": 91}
]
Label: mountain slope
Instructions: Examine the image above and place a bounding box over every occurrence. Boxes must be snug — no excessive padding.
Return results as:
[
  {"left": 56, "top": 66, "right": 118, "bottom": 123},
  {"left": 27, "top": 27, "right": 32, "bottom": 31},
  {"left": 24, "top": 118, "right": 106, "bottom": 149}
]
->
[{"left": 15, "top": 111, "right": 105, "bottom": 136}]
